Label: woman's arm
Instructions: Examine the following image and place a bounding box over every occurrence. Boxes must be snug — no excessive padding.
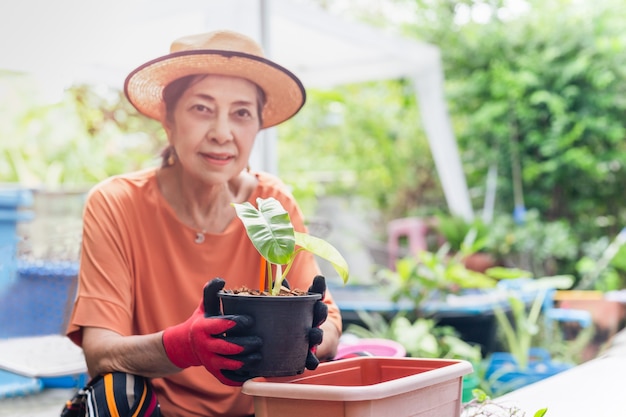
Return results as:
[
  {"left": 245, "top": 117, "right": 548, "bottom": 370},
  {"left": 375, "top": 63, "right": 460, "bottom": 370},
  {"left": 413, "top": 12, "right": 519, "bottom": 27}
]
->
[
  {"left": 82, "top": 278, "right": 265, "bottom": 387},
  {"left": 82, "top": 327, "right": 179, "bottom": 378},
  {"left": 316, "top": 320, "right": 340, "bottom": 361}
]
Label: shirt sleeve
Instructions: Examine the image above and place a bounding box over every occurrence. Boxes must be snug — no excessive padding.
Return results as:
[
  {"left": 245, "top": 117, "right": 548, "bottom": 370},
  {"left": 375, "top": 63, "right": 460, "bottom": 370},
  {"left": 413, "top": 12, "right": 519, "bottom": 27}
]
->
[{"left": 66, "top": 183, "right": 135, "bottom": 345}]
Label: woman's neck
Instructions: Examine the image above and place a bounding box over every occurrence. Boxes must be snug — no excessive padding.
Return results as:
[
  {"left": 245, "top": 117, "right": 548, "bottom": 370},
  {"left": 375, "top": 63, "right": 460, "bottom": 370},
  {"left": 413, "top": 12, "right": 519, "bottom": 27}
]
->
[{"left": 156, "top": 165, "right": 257, "bottom": 234}]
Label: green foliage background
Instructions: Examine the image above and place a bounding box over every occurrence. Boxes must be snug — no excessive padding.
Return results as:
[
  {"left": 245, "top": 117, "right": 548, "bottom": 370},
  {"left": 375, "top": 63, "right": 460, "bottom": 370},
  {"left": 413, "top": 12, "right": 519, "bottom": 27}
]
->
[
  {"left": 291, "top": 0, "right": 626, "bottom": 242},
  {"left": 417, "top": 0, "right": 626, "bottom": 242},
  {"left": 0, "top": 74, "right": 164, "bottom": 189},
  {"left": 278, "top": 81, "right": 443, "bottom": 222},
  {"left": 281, "top": 0, "right": 626, "bottom": 280},
  {"left": 2, "top": 0, "right": 626, "bottom": 281}
]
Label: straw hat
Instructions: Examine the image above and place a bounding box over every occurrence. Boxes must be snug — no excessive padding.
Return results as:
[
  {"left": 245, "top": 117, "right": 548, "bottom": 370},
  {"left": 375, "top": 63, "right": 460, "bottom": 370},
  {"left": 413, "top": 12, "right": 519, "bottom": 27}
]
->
[{"left": 124, "top": 30, "right": 306, "bottom": 128}]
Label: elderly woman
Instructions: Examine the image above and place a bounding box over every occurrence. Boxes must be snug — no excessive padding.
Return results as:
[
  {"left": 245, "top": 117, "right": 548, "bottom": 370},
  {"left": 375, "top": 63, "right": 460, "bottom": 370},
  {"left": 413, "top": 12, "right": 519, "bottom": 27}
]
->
[{"left": 63, "top": 30, "right": 342, "bottom": 417}]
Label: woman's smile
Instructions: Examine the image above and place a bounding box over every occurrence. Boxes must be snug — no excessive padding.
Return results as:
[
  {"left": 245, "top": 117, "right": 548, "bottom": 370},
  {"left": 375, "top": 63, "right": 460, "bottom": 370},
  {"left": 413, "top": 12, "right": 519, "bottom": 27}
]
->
[{"left": 200, "top": 151, "right": 235, "bottom": 165}]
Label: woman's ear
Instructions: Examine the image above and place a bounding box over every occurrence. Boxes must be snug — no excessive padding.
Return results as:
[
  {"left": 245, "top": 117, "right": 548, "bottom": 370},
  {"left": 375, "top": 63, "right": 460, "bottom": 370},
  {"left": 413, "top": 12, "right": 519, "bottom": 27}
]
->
[{"left": 162, "top": 119, "right": 174, "bottom": 143}]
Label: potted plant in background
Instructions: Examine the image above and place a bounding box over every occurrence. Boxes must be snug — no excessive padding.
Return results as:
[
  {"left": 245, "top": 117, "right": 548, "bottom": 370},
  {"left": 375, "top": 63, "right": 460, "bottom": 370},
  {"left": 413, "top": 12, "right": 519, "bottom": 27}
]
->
[
  {"left": 483, "top": 209, "right": 579, "bottom": 279},
  {"left": 554, "top": 228, "right": 626, "bottom": 360},
  {"left": 218, "top": 197, "right": 349, "bottom": 378},
  {"left": 344, "top": 310, "right": 482, "bottom": 363},
  {"left": 388, "top": 244, "right": 499, "bottom": 307},
  {"left": 433, "top": 213, "right": 496, "bottom": 273},
  {"left": 381, "top": 242, "right": 530, "bottom": 357},
  {"left": 486, "top": 276, "right": 577, "bottom": 395}
]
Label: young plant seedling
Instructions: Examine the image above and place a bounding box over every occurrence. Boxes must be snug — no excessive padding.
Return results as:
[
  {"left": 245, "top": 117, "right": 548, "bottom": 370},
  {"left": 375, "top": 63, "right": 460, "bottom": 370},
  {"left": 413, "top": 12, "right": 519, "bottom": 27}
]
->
[
  {"left": 462, "top": 389, "right": 548, "bottom": 417},
  {"left": 233, "top": 197, "right": 350, "bottom": 295}
]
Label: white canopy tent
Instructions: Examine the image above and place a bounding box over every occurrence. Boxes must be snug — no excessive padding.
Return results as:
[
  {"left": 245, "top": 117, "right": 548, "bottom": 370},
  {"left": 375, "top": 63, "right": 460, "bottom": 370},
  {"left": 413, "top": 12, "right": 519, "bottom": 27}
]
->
[{"left": 0, "top": 0, "right": 473, "bottom": 220}]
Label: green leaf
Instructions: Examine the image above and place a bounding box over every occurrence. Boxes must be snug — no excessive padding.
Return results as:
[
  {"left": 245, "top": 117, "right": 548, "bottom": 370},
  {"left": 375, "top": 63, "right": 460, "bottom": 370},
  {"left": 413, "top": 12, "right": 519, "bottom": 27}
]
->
[
  {"left": 531, "top": 275, "right": 575, "bottom": 290},
  {"left": 485, "top": 267, "right": 532, "bottom": 280},
  {"left": 447, "top": 264, "right": 497, "bottom": 288},
  {"left": 441, "top": 335, "right": 482, "bottom": 362},
  {"left": 233, "top": 197, "right": 295, "bottom": 265},
  {"left": 345, "top": 311, "right": 393, "bottom": 339},
  {"left": 295, "top": 231, "right": 349, "bottom": 283},
  {"left": 473, "top": 388, "right": 488, "bottom": 403}
]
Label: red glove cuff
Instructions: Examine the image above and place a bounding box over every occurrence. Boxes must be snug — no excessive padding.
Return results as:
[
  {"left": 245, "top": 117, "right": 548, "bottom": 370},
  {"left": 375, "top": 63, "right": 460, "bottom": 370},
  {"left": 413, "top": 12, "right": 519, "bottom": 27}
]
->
[
  {"left": 163, "top": 323, "right": 199, "bottom": 369},
  {"left": 163, "top": 314, "right": 240, "bottom": 369}
]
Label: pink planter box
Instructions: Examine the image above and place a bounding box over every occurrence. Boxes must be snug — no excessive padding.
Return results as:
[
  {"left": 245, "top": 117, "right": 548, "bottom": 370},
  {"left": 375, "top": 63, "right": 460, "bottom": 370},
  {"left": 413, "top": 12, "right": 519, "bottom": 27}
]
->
[{"left": 243, "top": 356, "right": 473, "bottom": 417}]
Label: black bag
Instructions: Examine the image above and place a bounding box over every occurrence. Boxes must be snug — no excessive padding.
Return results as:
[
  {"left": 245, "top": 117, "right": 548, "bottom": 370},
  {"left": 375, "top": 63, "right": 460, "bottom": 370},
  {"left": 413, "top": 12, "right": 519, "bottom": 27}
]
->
[
  {"left": 60, "top": 386, "right": 89, "bottom": 417},
  {"left": 60, "top": 376, "right": 102, "bottom": 417}
]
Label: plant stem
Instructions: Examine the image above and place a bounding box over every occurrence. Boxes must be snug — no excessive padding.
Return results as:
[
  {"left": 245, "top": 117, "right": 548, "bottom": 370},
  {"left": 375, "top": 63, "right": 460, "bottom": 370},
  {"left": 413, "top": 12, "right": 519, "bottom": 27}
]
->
[{"left": 272, "top": 264, "right": 284, "bottom": 295}]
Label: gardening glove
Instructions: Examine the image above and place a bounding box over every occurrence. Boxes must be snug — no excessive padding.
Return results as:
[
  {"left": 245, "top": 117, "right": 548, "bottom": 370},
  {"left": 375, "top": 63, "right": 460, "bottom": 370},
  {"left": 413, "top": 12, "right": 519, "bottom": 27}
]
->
[
  {"left": 305, "top": 275, "right": 328, "bottom": 370},
  {"left": 162, "top": 277, "right": 263, "bottom": 386},
  {"left": 280, "top": 276, "right": 328, "bottom": 370}
]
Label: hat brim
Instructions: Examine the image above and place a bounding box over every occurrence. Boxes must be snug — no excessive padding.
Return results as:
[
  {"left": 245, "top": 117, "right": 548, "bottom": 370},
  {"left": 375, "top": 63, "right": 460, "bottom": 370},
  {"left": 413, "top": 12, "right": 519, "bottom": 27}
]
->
[{"left": 124, "top": 50, "right": 306, "bottom": 128}]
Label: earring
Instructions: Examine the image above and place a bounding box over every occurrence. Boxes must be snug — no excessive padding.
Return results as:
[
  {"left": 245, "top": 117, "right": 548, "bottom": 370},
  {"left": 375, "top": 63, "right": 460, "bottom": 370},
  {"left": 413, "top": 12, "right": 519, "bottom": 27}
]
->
[{"left": 167, "top": 153, "right": 175, "bottom": 166}]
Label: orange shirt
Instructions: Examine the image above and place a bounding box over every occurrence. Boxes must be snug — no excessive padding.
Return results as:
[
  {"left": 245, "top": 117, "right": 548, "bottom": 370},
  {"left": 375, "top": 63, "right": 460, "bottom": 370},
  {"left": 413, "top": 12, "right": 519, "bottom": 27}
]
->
[{"left": 67, "top": 168, "right": 342, "bottom": 417}]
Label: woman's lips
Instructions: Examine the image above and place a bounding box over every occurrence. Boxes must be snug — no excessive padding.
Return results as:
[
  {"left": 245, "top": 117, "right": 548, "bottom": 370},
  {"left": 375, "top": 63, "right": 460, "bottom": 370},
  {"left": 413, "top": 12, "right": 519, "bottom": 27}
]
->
[{"left": 201, "top": 152, "right": 234, "bottom": 165}]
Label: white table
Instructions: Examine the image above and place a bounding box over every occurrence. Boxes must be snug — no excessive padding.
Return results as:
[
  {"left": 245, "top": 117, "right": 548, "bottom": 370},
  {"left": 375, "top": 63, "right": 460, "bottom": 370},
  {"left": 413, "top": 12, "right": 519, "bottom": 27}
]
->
[{"left": 496, "top": 353, "right": 626, "bottom": 416}]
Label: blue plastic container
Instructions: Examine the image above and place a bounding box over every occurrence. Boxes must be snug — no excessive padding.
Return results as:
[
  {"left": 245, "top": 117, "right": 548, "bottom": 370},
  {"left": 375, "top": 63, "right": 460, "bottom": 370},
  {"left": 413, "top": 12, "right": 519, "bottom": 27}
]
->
[
  {"left": 0, "top": 369, "right": 42, "bottom": 398},
  {"left": 0, "top": 260, "right": 79, "bottom": 338},
  {"left": 0, "top": 187, "right": 33, "bottom": 292},
  {"left": 41, "top": 372, "right": 88, "bottom": 389},
  {"left": 0, "top": 186, "right": 33, "bottom": 208},
  {"left": 485, "top": 347, "right": 573, "bottom": 394}
]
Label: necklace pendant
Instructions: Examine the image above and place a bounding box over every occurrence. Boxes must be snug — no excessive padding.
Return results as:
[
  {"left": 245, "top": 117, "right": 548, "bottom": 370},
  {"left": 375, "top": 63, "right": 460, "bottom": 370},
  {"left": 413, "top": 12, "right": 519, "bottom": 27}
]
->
[{"left": 194, "top": 232, "right": 205, "bottom": 244}]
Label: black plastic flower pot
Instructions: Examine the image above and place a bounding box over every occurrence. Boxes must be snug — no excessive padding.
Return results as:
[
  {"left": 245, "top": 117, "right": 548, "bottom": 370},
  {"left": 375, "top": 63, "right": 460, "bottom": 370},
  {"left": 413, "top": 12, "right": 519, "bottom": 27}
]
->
[{"left": 218, "top": 291, "right": 321, "bottom": 378}]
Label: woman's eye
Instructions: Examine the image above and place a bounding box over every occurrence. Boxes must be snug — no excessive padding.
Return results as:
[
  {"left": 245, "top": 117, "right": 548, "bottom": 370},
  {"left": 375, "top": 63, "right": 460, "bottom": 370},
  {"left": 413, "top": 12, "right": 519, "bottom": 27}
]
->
[
  {"left": 192, "top": 104, "right": 212, "bottom": 113},
  {"left": 235, "top": 108, "right": 253, "bottom": 118}
]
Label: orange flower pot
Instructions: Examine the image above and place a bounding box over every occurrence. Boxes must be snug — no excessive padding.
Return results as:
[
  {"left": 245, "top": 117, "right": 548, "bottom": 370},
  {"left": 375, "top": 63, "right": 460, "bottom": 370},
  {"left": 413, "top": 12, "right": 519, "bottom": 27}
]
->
[
  {"left": 242, "top": 356, "right": 473, "bottom": 417},
  {"left": 555, "top": 290, "right": 626, "bottom": 335}
]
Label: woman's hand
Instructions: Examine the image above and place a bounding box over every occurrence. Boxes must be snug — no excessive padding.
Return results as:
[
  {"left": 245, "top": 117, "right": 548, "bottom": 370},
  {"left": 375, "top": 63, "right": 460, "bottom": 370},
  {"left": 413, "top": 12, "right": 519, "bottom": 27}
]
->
[{"left": 162, "top": 278, "right": 263, "bottom": 386}]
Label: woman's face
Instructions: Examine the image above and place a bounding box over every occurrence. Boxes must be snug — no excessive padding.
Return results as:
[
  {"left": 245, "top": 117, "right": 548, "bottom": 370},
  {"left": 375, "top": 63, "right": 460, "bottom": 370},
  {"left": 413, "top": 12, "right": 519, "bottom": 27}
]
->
[{"left": 164, "top": 74, "right": 262, "bottom": 184}]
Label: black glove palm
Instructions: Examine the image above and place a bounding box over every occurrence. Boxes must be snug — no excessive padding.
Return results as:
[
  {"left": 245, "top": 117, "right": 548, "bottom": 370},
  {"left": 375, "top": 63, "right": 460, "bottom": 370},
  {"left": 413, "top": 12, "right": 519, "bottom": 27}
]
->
[
  {"left": 305, "top": 275, "right": 328, "bottom": 370},
  {"left": 280, "top": 275, "right": 328, "bottom": 370}
]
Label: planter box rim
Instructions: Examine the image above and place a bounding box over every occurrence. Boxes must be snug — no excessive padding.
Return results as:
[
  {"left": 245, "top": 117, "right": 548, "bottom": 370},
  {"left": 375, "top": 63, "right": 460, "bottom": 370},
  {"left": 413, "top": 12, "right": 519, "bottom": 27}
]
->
[{"left": 242, "top": 356, "right": 472, "bottom": 401}]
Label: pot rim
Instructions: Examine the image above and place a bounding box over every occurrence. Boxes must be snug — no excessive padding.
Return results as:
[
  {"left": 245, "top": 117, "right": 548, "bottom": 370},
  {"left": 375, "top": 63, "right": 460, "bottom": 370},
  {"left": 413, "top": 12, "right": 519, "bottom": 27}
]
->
[{"left": 217, "top": 291, "right": 322, "bottom": 301}]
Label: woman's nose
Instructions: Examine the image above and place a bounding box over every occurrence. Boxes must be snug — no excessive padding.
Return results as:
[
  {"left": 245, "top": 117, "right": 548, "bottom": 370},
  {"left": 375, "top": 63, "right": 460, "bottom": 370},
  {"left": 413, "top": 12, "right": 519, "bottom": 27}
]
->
[{"left": 208, "top": 113, "right": 234, "bottom": 143}]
